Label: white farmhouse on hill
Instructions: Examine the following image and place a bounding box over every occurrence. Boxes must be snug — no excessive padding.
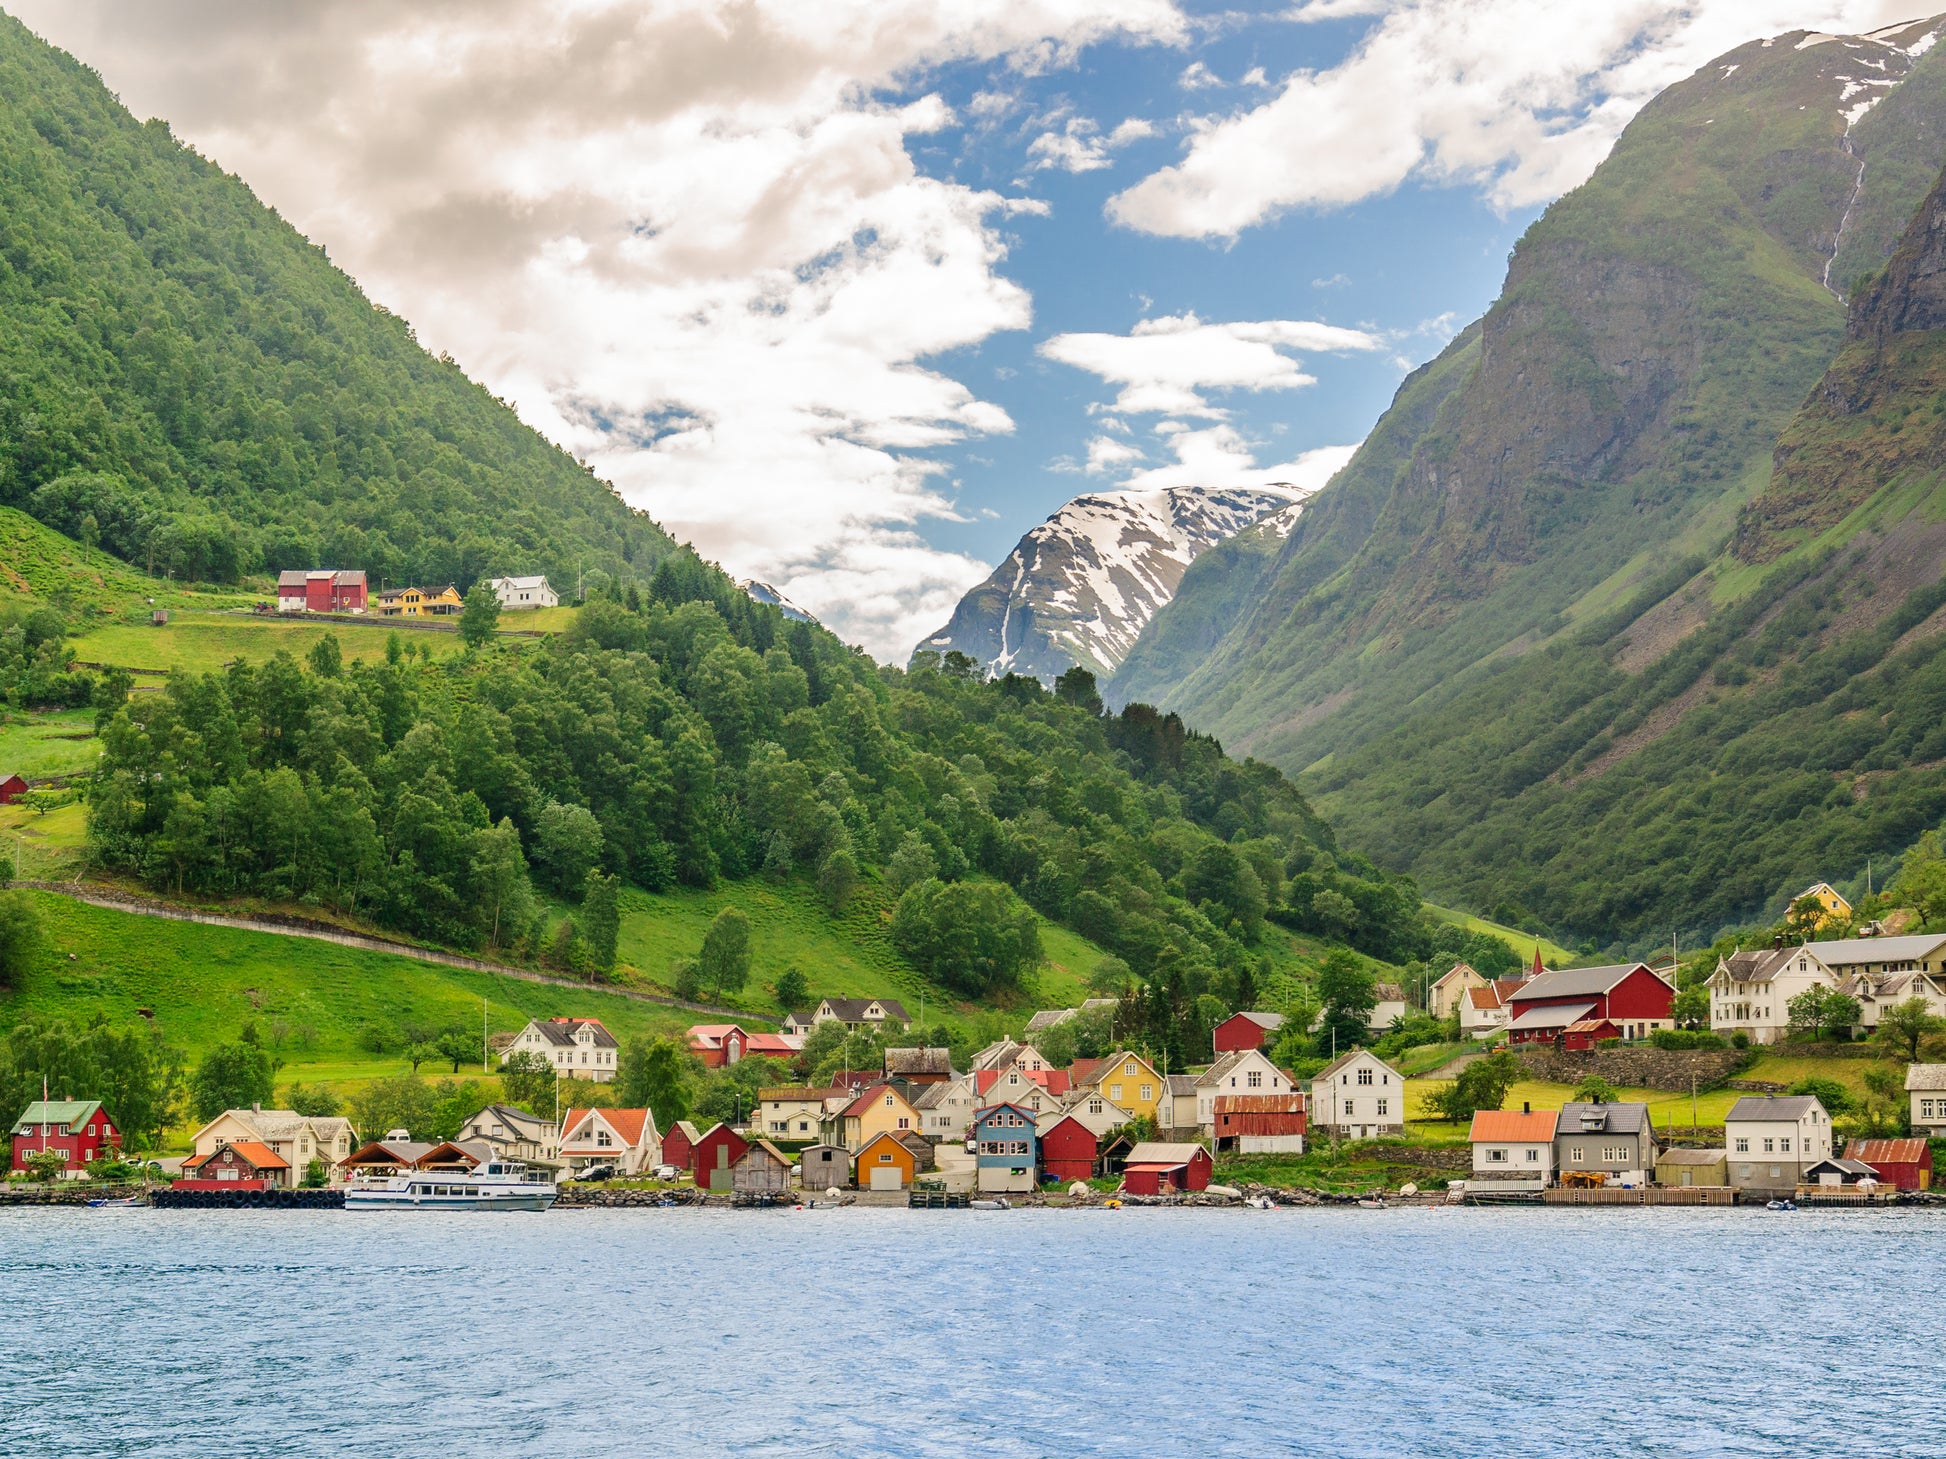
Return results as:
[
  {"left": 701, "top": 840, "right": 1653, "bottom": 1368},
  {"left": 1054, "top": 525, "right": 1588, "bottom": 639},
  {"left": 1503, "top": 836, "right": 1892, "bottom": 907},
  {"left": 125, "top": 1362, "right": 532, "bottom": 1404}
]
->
[{"left": 485, "top": 574, "right": 558, "bottom": 610}]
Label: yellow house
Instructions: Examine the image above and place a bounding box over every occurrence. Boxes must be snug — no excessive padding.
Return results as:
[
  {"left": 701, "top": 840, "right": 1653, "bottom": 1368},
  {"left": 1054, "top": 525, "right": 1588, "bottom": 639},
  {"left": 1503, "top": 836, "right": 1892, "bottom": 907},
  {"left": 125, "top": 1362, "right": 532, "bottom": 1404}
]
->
[
  {"left": 375, "top": 584, "right": 463, "bottom": 617},
  {"left": 825, "top": 1083, "right": 921, "bottom": 1151},
  {"left": 1082, "top": 1051, "right": 1163, "bottom": 1121},
  {"left": 1795, "top": 883, "right": 1852, "bottom": 928}
]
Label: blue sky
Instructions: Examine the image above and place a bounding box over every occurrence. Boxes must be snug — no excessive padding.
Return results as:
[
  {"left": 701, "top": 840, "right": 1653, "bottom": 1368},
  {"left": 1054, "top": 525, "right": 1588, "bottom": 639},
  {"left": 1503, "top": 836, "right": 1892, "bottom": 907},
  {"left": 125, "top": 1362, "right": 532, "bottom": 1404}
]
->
[{"left": 7, "top": 0, "right": 1919, "bottom": 657}]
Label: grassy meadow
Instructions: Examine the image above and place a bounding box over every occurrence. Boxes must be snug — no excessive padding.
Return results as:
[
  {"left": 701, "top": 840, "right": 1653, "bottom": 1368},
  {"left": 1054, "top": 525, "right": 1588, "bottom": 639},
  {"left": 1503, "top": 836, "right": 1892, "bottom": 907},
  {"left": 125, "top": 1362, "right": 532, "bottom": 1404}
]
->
[{"left": 0, "top": 707, "right": 99, "bottom": 777}]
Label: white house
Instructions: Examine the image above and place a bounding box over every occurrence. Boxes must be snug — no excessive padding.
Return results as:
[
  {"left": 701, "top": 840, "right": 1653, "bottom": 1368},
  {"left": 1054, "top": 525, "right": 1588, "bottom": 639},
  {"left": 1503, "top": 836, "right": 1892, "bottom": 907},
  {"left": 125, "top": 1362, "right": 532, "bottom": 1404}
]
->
[
  {"left": 974, "top": 1067, "right": 1065, "bottom": 1115},
  {"left": 1049, "top": 1087, "right": 1131, "bottom": 1139},
  {"left": 189, "top": 1108, "right": 358, "bottom": 1186},
  {"left": 1467, "top": 1107, "right": 1557, "bottom": 1189},
  {"left": 454, "top": 1104, "right": 559, "bottom": 1164},
  {"left": 1906, "top": 1064, "right": 1946, "bottom": 1137},
  {"left": 912, "top": 1075, "right": 982, "bottom": 1141},
  {"left": 1369, "top": 982, "right": 1409, "bottom": 1031},
  {"left": 1460, "top": 984, "right": 1511, "bottom": 1040},
  {"left": 1838, "top": 969, "right": 1946, "bottom": 1031},
  {"left": 1156, "top": 1074, "right": 1200, "bottom": 1131},
  {"left": 1430, "top": 962, "right": 1489, "bottom": 1020},
  {"left": 756, "top": 1086, "right": 838, "bottom": 1141},
  {"left": 1724, "top": 1094, "right": 1834, "bottom": 1196},
  {"left": 485, "top": 574, "right": 559, "bottom": 610},
  {"left": 1308, "top": 1050, "right": 1405, "bottom": 1140},
  {"left": 1708, "top": 946, "right": 1839, "bottom": 1045},
  {"left": 500, "top": 1017, "right": 619, "bottom": 1082},
  {"left": 1193, "top": 1049, "right": 1295, "bottom": 1131},
  {"left": 813, "top": 997, "right": 910, "bottom": 1032},
  {"left": 557, "top": 1107, "right": 660, "bottom": 1176}
]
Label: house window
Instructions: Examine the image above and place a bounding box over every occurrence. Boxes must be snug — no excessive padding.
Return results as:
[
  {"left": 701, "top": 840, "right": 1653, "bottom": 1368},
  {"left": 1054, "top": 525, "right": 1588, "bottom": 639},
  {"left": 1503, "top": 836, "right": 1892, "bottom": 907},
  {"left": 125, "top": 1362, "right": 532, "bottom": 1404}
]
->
[
  {"left": 1089, "top": 1100, "right": 1103, "bottom": 1115},
  {"left": 1357, "top": 1068, "right": 1373, "bottom": 1086},
  {"left": 1525, "top": 1149, "right": 1539, "bottom": 1163},
  {"left": 1247, "top": 1071, "right": 1263, "bottom": 1089},
  {"left": 1488, "top": 1148, "right": 1508, "bottom": 1163},
  {"left": 1770, "top": 1166, "right": 1782, "bottom": 1179},
  {"left": 1569, "top": 1146, "right": 1583, "bottom": 1162},
  {"left": 1735, "top": 1138, "right": 1749, "bottom": 1153},
  {"left": 885, "top": 1095, "right": 894, "bottom": 1107},
  {"left": 1140, "top": 1085, "right": 1153, "bottom": 1102},
  {"left": 1780, "top": 1138, "right": 1791, "bottom": 1153},
  {"left": 1110, "top": 1085, "right": 1123, "bottom": 1101},
  {"left": 1763, "top": 1139, "right": 1774, "bottom": 1153},
  {"left": 898, "top": 1118, "right": 909, "bottom": 1130},
  {"left": 1125, "top": 1061, "right": 1137, "bottom": 1075},
  {"left": 1377, "top": 1099, "right": 1388, "bottom": 1117}
]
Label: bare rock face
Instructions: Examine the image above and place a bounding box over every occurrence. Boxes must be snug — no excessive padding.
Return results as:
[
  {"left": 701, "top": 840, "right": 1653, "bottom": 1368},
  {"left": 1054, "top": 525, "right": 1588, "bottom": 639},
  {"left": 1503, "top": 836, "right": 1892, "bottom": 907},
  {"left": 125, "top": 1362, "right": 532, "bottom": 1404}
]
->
[{"left": 914, "top": 486, "right": 1306, "bottom": 681}]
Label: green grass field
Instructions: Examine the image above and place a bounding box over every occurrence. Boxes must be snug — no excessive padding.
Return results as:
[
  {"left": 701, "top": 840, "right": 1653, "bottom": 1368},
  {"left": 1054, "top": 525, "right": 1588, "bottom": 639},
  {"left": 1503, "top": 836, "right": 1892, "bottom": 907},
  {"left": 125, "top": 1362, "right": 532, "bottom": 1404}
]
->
[
  {"left": 615, "top": 872, "right": 1108, "bottom": 1028},
  {"left": 69, "top": 611, "right": 417, "bottom": 676},
  {"left": 1, "top": 889, "right": 695, "bottom": 1074},
  {"left": 1422, "top": 903, "right": 1574, "bottom": 966},
  {"left": 0, "top": 708, "right": 99, "bottom": 777},
  {"left": 0, "top": 798, "right": 88, "bottom": 877}
]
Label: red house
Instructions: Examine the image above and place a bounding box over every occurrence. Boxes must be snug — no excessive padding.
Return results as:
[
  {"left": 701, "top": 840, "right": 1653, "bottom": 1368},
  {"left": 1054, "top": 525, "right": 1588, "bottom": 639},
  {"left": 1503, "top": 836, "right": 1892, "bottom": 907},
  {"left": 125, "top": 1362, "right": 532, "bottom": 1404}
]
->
[
  {"left": 175, "top": 1140, "right": 287, "bottom": 1190},
  {"left": 0, "top": 772, "right": 26, "bottom": 807},
  {"left": 687, "top": 1025, "right": 750, "bottom": 1068},
  {"left": 1038, "top": 1114, "right": 1100, "bottom": 1184},
  {"left": 1847, "top": 1137, "right": 1934, "bottom": 1191},
  {"left": 692, "top": 1123, "right": 750, "bottom": 1192},
  {"left": 662, "top": 1120, "right": 702, "bottom": 1173},
  {"left": 1121, "top": 1141, "right": 1213, "bottom": 1195},
  {"left": 276, "top": 569, "right": 367, "bottom": 613},
  {"left": 1505, "top": 963, "right": 1674, "bottom": 1047},
  {"left": 1212, "top": 1010, "right": 1286, "bottom": 1055},
  {"left": 10, "top": 1100, "right": 120, "bottom": 1174}
]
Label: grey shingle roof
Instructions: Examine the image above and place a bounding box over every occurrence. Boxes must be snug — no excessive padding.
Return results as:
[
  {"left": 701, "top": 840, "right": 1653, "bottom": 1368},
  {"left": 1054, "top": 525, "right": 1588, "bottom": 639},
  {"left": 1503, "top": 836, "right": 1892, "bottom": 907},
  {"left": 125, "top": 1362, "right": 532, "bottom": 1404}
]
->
[
  {"left": 1554, "top": 1102, "right": 1652, "bottom": 1136},
  {"left": 1905, "top": 1064, "right": 1946, "bottom": 1091},
  {"left": 1726, "top": 1095, "right": 1824, "bottom": 1122},
  {"left": 1516, "top": 963, "right": 1658, "bottom": 1000},
  {"left": 1802, "top": 934, "right": 1946, "bottom": 967},
  {"left": 883, "top": 1047, "right": 954, "bottom": 1077}
]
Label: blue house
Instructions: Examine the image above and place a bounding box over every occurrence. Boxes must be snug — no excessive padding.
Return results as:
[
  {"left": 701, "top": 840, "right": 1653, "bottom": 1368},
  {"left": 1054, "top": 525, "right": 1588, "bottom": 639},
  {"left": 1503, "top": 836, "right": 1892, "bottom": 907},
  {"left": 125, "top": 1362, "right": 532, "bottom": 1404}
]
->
[{"left": 973, "top": 1102, "right": 1038, "bottom": 1193}]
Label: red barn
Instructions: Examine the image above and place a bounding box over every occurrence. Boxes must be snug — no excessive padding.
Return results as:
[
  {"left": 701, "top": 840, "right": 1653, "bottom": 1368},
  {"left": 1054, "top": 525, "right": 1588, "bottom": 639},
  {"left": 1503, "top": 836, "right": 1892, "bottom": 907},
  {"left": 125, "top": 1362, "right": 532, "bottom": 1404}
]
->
[
  {"left": 1847, "top": 1137, "right": 1934, "bottom": 1191},
  {"left": 662, "top": 1121, "right": 702, "bottom": 1173},
  {"left": 276, "top": 569, "right": 367, "bottom": 613},
  {"left": 692, "top": 1123, "right": 750, "bottom": 1192},
  {"left": 1121, "top": 1141, "right": 1213, "bottom": 1195},
  {"left": 10, "top": 1100, "right": 120, "bottom": 1174},
  {"left": 1212, "top": 1011, "right": 1286, "bottom": 1056},
  {"left": 687, "top": 1025, "right": 750, "bottom": 1068},
  {"left": 1505, "top": 963, "right": 1674, "bottom": 1046},
  {"left": 0, "top": 772, "right": 26, "bottom": 806},
  {"left": 1213, "top": 1094, "right": 1307, "bottom": 1154},
  {"left": 1038, "top": 1114, "right": 1100, "bottom": 1184}
]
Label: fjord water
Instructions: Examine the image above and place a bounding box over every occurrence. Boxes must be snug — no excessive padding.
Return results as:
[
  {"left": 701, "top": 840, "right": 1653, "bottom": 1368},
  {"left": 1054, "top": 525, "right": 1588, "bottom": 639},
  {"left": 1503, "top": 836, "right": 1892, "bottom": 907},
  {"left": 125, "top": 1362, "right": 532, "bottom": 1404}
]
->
[{"left": 5, "top": 1206, "right": 1939, "bottom": 1457}]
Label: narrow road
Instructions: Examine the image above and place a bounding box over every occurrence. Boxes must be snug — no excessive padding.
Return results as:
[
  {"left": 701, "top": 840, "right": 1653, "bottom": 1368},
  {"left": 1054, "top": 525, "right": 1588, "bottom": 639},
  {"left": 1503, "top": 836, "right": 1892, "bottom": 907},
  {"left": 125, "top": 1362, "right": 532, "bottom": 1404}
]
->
[{"left": 5, "top": 878, "right": 769, "bottom": 1025}]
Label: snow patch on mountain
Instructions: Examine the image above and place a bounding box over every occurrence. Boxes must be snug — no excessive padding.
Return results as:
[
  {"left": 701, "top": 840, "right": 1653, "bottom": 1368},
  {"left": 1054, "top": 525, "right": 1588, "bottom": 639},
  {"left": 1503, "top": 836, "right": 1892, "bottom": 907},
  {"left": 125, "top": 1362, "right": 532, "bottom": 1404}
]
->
[{"left": 914, "top": 484, "right": 1312, "bottom": 681}]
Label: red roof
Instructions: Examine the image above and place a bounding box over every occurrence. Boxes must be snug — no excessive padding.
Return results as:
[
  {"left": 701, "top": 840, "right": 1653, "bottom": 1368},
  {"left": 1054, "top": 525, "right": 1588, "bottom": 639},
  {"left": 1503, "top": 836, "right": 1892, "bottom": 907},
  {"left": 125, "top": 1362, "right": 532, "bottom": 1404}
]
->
[
  {"left": 686, "top": 1024, "right": 745, "bottom": 1048},
  {"left": 1465, "top": 986, "right": 1502, "bottom": 1010},
  {"left": 842, "top": 1083, "right": 900, "bottom": 1118},
  {"left": 1068, "top": 1057, "right": 1105, "bottom": 1087},
  {"left": 1846, "top": 1138, "right": 1932, "bottom": 1165},
  {"left": 188, "top": 1140, "right": 289, "bottom": 1172},
  {"left": 743, "top": 1033, "right": 799, "bottom": 1057},
  {"left": 563, "top": 1108, "right": 654, "bottom": 1148},
  {"left": 1468, "top": 1110, "right": 1559, "bottom": 1143}
]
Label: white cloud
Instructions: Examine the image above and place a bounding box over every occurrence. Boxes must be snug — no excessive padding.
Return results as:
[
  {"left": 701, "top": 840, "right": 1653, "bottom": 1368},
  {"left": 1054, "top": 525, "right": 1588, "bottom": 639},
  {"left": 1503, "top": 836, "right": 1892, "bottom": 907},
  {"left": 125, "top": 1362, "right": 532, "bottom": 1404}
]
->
[
  {"left": 8, "top": 0, "right": 1190, "bottom": 660},
  {"left": 1085, "top": 435, "right": 1147, "bottom": 473},
  {"left": 1112, "top": 0, "right": 1927, "bottom": 238},
  {"left": 1039, "top": 311, "right": 1380, "bottom": 415},
  {"left": 1026, "top": 113, "right": 1159, "bottom": 172},
  {"left": 1118, "top": 430, "right": 1359, "bottom": 492}
]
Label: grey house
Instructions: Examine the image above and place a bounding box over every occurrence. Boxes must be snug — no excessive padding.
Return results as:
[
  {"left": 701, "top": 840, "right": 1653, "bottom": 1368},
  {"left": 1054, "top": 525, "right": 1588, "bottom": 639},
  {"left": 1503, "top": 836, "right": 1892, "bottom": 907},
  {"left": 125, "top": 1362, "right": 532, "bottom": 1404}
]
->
[
  {"left": 1555, "top": 1102, "right": 1656, "bottom": 1183},
  {"left": 799, "top": 1143, "right": 853, "bottom": 1191}
]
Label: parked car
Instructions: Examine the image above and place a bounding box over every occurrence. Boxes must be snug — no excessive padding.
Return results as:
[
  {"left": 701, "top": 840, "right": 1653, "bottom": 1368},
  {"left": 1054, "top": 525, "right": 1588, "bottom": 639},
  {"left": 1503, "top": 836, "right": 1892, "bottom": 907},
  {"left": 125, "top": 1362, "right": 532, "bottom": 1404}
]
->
[
  {"left": 653, "top": 1164, "right": 681, "bottom": 1182},
  {"left": 569, "top": 1163, "right": 616, "bottom": 1183}
]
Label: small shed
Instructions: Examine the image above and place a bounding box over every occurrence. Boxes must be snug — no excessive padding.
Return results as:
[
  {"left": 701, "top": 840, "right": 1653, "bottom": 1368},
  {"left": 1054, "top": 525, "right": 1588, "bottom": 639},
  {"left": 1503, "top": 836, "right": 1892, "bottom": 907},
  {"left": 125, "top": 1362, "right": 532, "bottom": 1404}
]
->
[
  {"left": 799, "top": 1143, "right": 854, "bottom": 1191},
  {"left": 0, "top": 773, "right": 26, "bottom": 807},
  {"left": 731, "top": 1139, "right": 793, "bottom": 1196},
  {"left": 1804, "top": 1156, "right": 1879, "bottom": 1188},
  {"left": 1098, "top": 1133, "right": 1135, "bottom": 1177},
  {"left": 693, "top": 1123, "right": 750, "bottom": 1193},
  {"left": 856, "top": 1131, "right": 918, "bottom": 1191},
  {"left": 1559, "top": 1017, "right": 1623, "bottom": 1053},
  {"left": 1121, "top": 1141, "right": 1213, "bottom": 1195},
  {"left": 151, "top": 609, "right": 169, "bottom": 626},
  {"left": 1038, "top": 1114, "right": 1099, "bottom": 1185},
  {"left": 1212, "top": 1011, "right": 1284, "bottom": 1055},
  {"left": 895, "top": 1131, "right": 936, "bottom": 1173},
  {"left": 662, "top": 1120, "right": 702, "bottom": 1173},
  {"left": 1846, "top": 1138, "right": 1933, "bottom": 1191},
  {"left": 1655, "top": 1148, "right": 1728, "bottom": 1188}
]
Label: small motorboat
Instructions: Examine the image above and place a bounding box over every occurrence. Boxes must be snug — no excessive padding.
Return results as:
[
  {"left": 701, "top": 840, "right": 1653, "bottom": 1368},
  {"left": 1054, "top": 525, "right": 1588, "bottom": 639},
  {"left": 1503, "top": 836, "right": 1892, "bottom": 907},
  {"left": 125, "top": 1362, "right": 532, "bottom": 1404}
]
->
[
  {"left": 969, "top": 1197, "right": 1011, "bottom": 1211},
  {"left": 87, "top": 1196, "right": 142, "bottom": 1208},
  {"left": 1245, "top": 1194, "right": 1276, "bottom": 1210},
  {"left": 1357, "top": 1197, "right": 1387, "bottom": 1210},
  {"left": 1766, "top": 1199, "right": 1797, "bottom": 1212}
]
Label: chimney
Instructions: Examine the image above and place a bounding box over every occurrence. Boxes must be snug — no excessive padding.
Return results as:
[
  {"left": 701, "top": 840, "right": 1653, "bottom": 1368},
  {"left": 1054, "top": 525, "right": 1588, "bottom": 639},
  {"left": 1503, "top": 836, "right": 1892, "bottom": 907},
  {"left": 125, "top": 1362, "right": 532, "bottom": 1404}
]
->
[{"left": 252, "top": 1102, "right": 262, "bottom": 1114}]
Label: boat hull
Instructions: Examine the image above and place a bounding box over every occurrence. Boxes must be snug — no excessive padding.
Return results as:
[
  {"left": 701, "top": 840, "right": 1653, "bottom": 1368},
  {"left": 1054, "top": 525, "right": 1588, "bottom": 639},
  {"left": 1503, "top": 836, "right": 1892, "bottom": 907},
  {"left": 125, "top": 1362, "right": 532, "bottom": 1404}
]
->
[{"left": 345, "top": 1189, "right": 556, "bottom": 1211}]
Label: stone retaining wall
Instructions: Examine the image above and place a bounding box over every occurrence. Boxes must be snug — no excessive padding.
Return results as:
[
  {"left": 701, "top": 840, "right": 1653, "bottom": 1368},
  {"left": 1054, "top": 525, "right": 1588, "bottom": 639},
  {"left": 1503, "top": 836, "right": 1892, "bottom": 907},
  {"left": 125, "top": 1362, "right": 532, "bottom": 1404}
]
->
[{"left": 1518, "top": 1046, "right": 1749, "bottom": 1091}]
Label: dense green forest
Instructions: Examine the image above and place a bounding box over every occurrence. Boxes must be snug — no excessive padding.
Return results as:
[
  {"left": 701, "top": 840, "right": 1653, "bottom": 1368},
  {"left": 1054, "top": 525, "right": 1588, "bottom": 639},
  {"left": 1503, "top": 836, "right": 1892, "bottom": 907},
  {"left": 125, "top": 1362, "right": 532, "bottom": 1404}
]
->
[
  {"left": 75, "top": 544, "right": 1480, "bottom": 1021},
  {"left": 0, "top": 14, "right": 672, "bottom": 591}
]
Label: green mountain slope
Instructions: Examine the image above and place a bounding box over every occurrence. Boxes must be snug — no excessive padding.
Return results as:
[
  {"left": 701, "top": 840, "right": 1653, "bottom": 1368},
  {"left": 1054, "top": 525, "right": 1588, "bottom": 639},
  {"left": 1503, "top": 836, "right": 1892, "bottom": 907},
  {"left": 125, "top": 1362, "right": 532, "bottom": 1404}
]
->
[
  {"left": 0, "top": 14, "right": 672, "bottom": 588},
  {"left": 1114, "top": 19, "right": 1946, "bottom": 774}
]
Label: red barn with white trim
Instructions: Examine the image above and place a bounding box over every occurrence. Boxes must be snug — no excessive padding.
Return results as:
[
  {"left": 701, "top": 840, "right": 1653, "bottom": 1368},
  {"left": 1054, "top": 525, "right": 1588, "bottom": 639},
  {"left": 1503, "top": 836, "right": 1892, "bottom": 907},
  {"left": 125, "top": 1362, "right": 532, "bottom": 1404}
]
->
[
  {"left": 1505, "top": 963, "right": 1673, "bottom": 1046},
  {"left": 1212, "top": 1011, "right": 1286, "bottom": 1055},
  {"left": 1037, "top": 1113, "right": 1100, "bottom": 1184}
]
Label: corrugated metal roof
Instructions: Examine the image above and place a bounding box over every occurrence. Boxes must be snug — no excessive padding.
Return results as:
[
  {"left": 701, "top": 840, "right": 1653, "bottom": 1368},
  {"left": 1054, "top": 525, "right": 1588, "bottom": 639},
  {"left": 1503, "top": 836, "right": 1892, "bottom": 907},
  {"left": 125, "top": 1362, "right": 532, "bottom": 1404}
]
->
[
  {"left": 1505, "top": 1001, "right": 1597, "bottom": 1031},
  {"left": 1845, "top": 1138, "right": 1931, "bottom": 1165},
  {"left": 1801, "top": 933, "right": 1946, "bottom": 966}
]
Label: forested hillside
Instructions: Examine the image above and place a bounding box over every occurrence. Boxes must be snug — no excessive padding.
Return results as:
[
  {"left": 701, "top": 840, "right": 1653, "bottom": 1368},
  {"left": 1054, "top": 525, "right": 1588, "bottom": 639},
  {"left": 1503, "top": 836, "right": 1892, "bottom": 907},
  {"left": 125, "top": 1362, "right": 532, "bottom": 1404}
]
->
[
  {"left": 0, "top": 14, "right": 672, "bottom": 590},
  {"left": 1106, "top": 17, "right": 1946, "bottom": 951}
]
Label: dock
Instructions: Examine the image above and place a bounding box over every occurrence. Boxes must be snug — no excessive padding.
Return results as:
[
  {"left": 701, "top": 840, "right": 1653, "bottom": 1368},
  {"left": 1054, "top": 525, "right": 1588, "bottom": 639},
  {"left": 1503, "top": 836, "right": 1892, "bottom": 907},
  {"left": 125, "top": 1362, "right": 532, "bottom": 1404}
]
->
[
  {"left": 908, "top": 1190, "right": 970, "bottom": 1209},
  {"left": 1542, "top": 1186, "right": 1734, "bottom": 1206}
]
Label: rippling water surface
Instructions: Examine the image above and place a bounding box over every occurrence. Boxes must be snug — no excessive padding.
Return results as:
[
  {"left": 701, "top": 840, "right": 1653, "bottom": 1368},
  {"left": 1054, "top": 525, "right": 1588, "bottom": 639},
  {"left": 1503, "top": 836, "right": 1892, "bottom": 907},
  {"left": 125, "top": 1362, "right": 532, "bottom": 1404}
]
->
[{"left": 4, "top": 1204, "right": 1943, "bottom": 1457}]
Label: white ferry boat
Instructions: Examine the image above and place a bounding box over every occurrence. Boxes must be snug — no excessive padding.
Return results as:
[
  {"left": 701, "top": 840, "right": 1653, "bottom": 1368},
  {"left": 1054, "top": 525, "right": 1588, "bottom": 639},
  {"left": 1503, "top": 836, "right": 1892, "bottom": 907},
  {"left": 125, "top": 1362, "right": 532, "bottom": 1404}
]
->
[{"left": 345, "top": 1160, "right": 558, "bottom": 1211}]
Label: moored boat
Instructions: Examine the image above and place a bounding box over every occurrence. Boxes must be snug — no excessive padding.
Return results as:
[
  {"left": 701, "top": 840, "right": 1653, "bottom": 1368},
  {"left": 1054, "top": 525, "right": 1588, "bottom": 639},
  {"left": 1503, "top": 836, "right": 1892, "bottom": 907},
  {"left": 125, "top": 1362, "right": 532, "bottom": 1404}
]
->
[{"left": 345, "top": 1159, "right": 557, "bottom": 1211}]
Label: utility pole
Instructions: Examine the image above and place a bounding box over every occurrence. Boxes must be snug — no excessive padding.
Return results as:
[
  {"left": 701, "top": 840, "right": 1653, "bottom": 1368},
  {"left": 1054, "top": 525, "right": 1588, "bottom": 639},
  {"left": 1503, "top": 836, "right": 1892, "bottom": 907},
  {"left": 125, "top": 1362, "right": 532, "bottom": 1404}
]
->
[{"left": 483, "top": 997, "right": 489, "bottom": 1074}]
